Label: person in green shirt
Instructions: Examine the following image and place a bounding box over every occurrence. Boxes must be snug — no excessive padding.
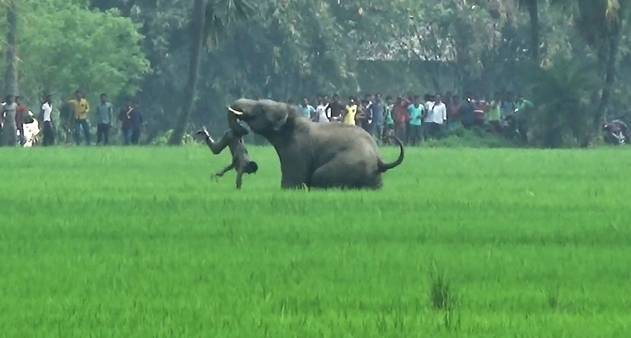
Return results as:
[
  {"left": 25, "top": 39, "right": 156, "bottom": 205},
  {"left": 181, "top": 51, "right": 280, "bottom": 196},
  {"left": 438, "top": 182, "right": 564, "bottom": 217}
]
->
[
  {"left": 514, "top": 96, "right": 534, "bottom": 142},
  {"left": 407, "top": 96, "right": 425, "bottom": 146},
  {"left": 487, "top": 93, "right": 502, "bottom": 133}
]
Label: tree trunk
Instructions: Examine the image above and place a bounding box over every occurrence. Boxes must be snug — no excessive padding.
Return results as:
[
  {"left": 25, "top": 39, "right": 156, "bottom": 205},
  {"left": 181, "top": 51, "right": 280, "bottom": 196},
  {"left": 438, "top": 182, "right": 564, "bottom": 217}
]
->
[
  {"left": 527, "top": 0, "right": 540, "bottom": 65},
  {"left": 169, "top": 0, "right": 208, "bottom": 145},
  {"left": 589, "top": 0, "right": 627, "bottom": 146},
  {"left": 4, "top": 0, "right": 19, "bottom": 97}
]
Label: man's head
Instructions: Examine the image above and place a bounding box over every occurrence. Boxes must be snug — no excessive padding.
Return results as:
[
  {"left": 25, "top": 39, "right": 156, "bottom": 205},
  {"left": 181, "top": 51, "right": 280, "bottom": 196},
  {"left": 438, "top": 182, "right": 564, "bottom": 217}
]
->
[
  {"left": 414, "top": 96, "right": 422, "bottom": 105},
  {"left": 244, "top": 161, "right": 259, "bottom": 174},
  {"left": 15, "top": 96, "right": 21, "bottom": 104},
  {"left": 75, "top": 90, "right": 83, "bottom": 100},
  {"left": 43, "top": 94, "right": 51, "bottom": 103},
  {"left": 100, "top": 93, "right": 108, "bottom": 104},
  {"left": 6, "top": 95, "right": 14, "bottom": 104},
  {"left": 302, "top": 97, "right": 309, "bottom": 106},
  {"left": 435, "top": 94, "right": 442, "bottom": 103}
]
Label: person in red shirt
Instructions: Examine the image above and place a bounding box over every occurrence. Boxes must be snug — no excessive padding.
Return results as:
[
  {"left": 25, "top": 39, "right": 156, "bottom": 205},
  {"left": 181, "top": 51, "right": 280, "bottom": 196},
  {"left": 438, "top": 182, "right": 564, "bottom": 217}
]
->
[
  {"left": 15, "top": 96, "right": 29, "bottom": 146},
  {"left": 393, "top": 97, "right": 410, "bottom": 143},
  {"left": 448, "top": 95, "right": 462, "bottom": 126}
]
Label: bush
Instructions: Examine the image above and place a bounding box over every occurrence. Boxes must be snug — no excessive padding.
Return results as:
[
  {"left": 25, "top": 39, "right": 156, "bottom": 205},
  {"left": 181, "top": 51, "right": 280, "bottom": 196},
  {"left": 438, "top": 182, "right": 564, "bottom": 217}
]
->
[{"left": 526, "top": 57, "right": 601, "bottom": 148}]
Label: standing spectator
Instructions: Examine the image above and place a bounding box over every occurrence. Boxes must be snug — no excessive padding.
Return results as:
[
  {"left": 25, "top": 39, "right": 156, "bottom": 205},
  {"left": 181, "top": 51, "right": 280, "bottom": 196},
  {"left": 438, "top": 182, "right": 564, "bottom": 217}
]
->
[
  {"left": 70, "top": 90, "right": 91, "bottom": 145},
  {"left": 299, "top": 98, "right": 316, "bottom": 120},
  {"left": 384, "top": 96, "right": 395, "bottom": 143},
  {"left": 96, "top": 94, "right": 114, "bottom": 145},
  {"left": 487, "top": 93, "right": 502, "bottom": 132},
  {"left": 500, "top": 91, "right": 515, "bottom": 120},
  {"left": 448, "top": 95, "right": 462, "bottom": 128},
  {"left": 407, "top": 96, "right": 424, "bottom": 145},
  {"left": 458, "top": 94, "right": 475, "bottom": 129},
  {"left": 119, "top": 101, "right": 134, "bottom": 145},
  {"left": 41, "top": 95, "right": 55, "bottom": 146},
  {"left": 423, "top": 94, "right": 435, "bottom": 139},
  {"left": 15, "top": 96, "right": 28, "bottom": 146},
  {"left": 130, "top": 102, "right": 143, "bottom": 144},
  {"left": 426, "top": 94, "right": 446, "bottom": 139},
  {"left": 370, "top": 94, "right": 386, "bottom": 143},
  {"left": 1, "top": 95, "right": 17, "bottom": 146},
  {"left": 515, "top": 96, "right": 534, "bottom": 142},
  {"left": 357, "top": 99, "right": 372, "bottom": 132},
  {"left": 343, "top": 97, "right": 358, "bottom": 126},
  {"left": 315, "top": 97, "right": 329, "bottom": 123},
  {"left": 393, "top": 97, "right": 410, "bottom": 142},
  {"left": 327, "top": 94, "right": 345, "bottom": 122}
]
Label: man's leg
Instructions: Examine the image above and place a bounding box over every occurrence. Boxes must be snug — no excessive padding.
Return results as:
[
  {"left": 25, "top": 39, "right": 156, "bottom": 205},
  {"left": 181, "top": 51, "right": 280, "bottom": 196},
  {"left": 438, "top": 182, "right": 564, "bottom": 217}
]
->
[
  {"left": 96, "top": 124, "right": 103, "bottom": 144},
  {"left": 123, "top": 129, "right": 132, "bottom": 145},
  {"left": 104, "top": 124, "right": 110, "bottom": 145},
  {"left": 82, "top": 120, "right": 91, "bottom": 145},
  {"left": 206, "top": 132, "right": 232, "bottom": 154},
  {"left": 45, "top": 122, "right": 53, "bottom": 146},
  {"left": 131, "top": 128, "right": 140, "bottom": 144},
  {"left": 74, "top": 120, "right": 81, "bottom": 145}
]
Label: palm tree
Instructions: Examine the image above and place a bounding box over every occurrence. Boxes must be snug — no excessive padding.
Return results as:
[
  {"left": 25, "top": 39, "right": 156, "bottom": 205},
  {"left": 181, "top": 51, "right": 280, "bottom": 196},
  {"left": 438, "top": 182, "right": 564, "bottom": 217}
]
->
[
  {"left": 519, "top": 0, "right": 540, "bottom": 65},
  {"left": 570, "top": 0, "right": 628, "bottom": 143},
  {"left": 595, "top": 0, "right": 627, "bottom": 123},
  {"left": 3, "top": 0, "right": 19, "bottom": 97},
  {"left": 169, "top": 0, "right": 253, "bottom": 145}
]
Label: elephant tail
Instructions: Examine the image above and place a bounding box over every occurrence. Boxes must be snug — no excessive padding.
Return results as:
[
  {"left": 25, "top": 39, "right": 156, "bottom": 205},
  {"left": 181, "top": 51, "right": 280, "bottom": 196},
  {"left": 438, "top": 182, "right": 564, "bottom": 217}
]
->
[{"left": 378, "top": 137, "right": 405, "bottom": 173}]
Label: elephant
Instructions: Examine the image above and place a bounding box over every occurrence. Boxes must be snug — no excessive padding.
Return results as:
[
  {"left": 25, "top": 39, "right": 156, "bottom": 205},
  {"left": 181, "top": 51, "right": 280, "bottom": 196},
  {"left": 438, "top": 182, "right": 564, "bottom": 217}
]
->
[{"left": 228, "top": 98, "right": 404, "bottom": 189}]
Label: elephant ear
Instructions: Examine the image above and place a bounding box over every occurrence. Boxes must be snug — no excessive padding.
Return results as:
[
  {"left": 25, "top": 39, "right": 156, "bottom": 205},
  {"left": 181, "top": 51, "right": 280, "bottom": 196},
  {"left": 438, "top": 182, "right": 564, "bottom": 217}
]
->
[{"left": 263, "top": 102, "right": 289, "bottom": 131}]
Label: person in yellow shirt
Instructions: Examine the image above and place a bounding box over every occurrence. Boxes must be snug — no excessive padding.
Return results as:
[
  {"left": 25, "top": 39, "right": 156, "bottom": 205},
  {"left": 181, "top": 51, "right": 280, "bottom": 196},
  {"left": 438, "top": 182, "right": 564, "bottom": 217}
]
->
[
  {"left": 343, "top": 97, "right": 358, "bottom": 125},
  {"left": 69, "top": 90, "right": 91, "bottom": 145}
]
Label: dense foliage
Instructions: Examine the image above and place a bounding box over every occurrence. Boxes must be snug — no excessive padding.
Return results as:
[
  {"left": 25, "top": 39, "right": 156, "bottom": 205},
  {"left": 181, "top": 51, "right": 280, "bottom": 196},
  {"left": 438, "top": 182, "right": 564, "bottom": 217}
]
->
[{"left": 1, "top": 0, "right": 630, "bottom": 146}]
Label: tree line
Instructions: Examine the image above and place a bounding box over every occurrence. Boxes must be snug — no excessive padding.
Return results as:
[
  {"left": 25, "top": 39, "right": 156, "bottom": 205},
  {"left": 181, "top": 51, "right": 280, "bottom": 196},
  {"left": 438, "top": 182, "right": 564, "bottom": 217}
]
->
[{"left": 1, "top": 0, "right": 629, "bottom": 147}]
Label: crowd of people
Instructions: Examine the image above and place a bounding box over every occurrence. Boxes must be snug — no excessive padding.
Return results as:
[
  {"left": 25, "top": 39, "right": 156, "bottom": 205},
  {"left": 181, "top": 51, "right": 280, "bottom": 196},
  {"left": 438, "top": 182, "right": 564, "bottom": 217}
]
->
[
  {"left": 294, "top": 92, "right": 535, "bottom": 145},
  {"left": 1, "top": 89, "right": 534, "bottom": 148},
  {"left": 0, "top": 90, "right": 144, "bottom": 147}
]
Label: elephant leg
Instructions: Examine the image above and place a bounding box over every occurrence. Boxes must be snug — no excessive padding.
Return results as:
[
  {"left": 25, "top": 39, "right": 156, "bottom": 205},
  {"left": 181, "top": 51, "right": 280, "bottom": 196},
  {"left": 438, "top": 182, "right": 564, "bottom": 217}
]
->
[
  {"left": 310, "top": 159, "right": 382, "bottom": 190},
  {"left": 279, "top": 161, "right": 310, "bottom": 189}
]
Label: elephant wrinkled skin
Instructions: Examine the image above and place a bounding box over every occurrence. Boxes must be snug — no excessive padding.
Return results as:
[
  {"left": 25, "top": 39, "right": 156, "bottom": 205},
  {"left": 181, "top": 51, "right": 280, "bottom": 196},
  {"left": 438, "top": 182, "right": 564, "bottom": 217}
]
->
[{"left": 229, "top": 98, "right": 404, "bottom": 189}]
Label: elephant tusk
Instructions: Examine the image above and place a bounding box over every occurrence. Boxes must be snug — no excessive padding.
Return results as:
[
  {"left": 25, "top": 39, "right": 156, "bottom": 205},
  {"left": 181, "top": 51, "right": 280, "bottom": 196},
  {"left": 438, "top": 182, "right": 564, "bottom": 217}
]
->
[{"left": 228, "top": 107, "right": 244, "bottom": 116}]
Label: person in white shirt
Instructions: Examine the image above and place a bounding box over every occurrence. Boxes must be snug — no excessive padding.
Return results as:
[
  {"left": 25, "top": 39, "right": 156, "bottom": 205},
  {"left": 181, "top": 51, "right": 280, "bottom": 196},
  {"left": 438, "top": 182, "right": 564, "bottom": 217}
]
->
[
  {"left": 41, "top": 95, "right": 55, "bottom": 146},
  {"left": 425, "top": 94, "right": 447, "bottom": 139},
  {"left": 423, "top": 94, "right": 436, "bottom": 140},
  {"left": 315, "top": 98, "right": 329, "bottom": 123}
]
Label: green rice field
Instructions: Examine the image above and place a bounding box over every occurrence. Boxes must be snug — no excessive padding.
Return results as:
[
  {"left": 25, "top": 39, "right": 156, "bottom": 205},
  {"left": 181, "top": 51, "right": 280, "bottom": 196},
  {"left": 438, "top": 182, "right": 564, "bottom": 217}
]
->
[{"left": 1, "top": 146, "right": 630, "bottom": 337}]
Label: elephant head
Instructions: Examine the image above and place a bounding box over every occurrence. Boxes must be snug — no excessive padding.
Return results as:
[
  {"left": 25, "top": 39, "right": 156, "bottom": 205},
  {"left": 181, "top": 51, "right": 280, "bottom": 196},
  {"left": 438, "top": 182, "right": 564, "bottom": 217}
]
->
[{"left": 228, "top": 99, "right": 294, "bottom": 136}]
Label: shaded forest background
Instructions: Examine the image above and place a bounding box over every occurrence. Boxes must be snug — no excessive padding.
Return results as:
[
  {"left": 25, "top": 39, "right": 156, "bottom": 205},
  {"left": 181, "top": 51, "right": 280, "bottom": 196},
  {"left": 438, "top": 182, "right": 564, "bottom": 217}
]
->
[{"left": 2, "top": 0, "right": 631, "bottom": 147}]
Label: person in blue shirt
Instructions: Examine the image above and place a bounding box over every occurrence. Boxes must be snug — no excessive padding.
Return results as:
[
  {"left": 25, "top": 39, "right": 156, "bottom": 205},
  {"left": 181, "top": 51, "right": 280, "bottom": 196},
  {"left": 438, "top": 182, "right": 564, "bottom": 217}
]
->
[
  {"left": 370, "top": 93, "right": 386, "bottom": 143},
  {"left": 299, "top": 98, "right": 316, "bottom": 120}
]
